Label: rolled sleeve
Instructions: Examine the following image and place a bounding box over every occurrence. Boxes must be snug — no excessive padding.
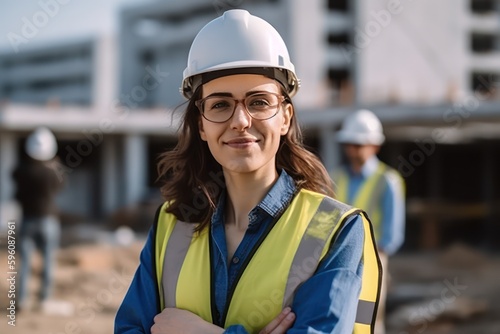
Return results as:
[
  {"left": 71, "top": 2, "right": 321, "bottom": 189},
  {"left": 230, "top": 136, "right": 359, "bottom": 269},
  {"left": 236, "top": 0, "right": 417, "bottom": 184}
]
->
[{"left": 380, "top": 172, "right": 405, "bottom": 255}]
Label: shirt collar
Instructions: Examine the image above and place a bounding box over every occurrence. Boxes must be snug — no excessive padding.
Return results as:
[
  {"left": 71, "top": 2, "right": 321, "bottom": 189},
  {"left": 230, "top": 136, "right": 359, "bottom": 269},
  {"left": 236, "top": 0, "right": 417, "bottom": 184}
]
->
[
  {"left": 211, "top": 169, "right": 297, "bottom": 226},
  {"left": 256, "top": 169, "right": 296, "bottom": 218}
]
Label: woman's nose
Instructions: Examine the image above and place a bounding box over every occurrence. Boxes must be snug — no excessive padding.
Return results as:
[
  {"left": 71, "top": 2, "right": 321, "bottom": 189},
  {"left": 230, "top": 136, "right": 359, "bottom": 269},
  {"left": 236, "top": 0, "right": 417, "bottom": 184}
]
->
[{"left": 229, "top": 101, "right": 251, "bottom": 130}]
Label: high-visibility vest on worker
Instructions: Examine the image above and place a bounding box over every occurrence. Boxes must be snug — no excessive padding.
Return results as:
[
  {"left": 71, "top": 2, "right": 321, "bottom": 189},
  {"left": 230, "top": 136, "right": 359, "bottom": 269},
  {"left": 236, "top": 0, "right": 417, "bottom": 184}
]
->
[
  {"left": 154, "top": 189, "right": 381, "bottom": 334},
  {"left": 332, "top": 162, "right": 403, "bottom": 241}
]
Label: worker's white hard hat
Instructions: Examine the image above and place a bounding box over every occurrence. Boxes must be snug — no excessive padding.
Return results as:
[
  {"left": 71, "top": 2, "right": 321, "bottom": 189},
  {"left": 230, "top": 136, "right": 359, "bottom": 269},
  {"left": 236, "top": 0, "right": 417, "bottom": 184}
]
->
[
  {"left": 337, "top": 109, "right": 385, "bottom": 145},
  {"left": 181, "top": 9, "right": 300, "bottom": 99},
  {"left": 25, "top": 127, "right": 58, "bottom": 161}
]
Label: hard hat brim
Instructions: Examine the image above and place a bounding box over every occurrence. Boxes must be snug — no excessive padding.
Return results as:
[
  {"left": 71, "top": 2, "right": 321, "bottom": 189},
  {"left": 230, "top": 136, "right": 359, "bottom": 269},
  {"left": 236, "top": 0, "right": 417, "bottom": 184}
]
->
[
  {"left": 337, "top": 131, "right": 385, "bottom": 146},
  {"left": 182, "top": 63, "right": 299, "bottom": 99}
]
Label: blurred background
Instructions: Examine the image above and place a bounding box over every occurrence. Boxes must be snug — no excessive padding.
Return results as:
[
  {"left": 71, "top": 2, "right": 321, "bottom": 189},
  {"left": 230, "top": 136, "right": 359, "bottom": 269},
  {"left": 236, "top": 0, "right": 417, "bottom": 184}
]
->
[{"left": 1, "top": 0, "right": 499, "bottom": 333}]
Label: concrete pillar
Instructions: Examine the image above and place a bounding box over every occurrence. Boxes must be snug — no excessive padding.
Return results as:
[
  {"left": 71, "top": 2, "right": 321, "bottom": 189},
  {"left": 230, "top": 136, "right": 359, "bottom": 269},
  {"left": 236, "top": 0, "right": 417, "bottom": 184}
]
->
[
  {"left": 0, "top": 132, "right": 20, "bottom": 230},
  {"left": 101, "top": 136, "right": 119, "bottom": 215},
  {"left": 123, "top": 134, "right": 148, "bottom": 206},
  {"left": 319, "top": 127, "right": 341, "bottom": 172},
  {"left": 351, "top": 0, "right": 362, "bottom": 106},
  {"left": 288, "top": 0, "right": 326, "bottom": 109},
  {"left": 93, "top": 36, "right": 117, "bottom": 113}
]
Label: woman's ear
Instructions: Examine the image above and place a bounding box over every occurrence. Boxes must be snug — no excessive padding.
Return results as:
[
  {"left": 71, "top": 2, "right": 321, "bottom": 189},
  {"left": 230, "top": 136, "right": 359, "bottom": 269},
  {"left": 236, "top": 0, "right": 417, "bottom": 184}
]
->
[
  {"left": 199, "top": 118, "right": 207, "bottom": 141},
  {"left": 280, "top": 103, "right": 293, "bottom": 135}
]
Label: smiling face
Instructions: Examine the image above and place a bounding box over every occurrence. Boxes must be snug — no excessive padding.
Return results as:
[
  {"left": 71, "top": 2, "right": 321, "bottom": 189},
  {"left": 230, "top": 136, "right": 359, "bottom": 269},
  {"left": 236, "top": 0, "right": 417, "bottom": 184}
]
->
[{"left": 198, "top": 74, "right": 293, "bottom": 177}]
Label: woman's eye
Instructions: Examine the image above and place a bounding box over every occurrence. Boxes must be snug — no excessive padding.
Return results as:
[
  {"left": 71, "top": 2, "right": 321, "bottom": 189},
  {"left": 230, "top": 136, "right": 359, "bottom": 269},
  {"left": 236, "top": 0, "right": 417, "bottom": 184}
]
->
[
  {"left": 249, "top": 99, "right": 270, "bottom": 107},
  {"left": 209, "top": 100, "right": 231, "bottom": 110}
]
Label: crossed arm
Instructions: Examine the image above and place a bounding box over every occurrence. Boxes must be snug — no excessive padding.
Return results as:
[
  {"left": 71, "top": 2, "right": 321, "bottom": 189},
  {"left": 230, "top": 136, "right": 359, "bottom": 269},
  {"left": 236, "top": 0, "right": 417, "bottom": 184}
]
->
[{"left": 151, "top": 307, "right": 296, "bottom": 334}]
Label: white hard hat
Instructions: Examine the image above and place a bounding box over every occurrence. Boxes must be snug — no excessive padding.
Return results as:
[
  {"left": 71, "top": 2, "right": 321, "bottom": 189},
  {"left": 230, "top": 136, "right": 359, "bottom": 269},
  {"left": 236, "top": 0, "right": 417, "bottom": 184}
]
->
[
  {"left": 181, "top": 9, "right": 300, "bottom": 99},
  {"left": 25, "top": 127, "right": 58, "bottom": 161},
  {"left": 337, "top": 109, "right": 385, "bottom": 145}
]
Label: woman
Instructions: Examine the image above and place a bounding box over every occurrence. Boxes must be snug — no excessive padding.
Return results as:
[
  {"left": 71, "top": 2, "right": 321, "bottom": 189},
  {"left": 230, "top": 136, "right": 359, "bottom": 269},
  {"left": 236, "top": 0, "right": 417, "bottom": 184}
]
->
[{"left": 115, "top": 9, "right": 381, "bottom": 334}]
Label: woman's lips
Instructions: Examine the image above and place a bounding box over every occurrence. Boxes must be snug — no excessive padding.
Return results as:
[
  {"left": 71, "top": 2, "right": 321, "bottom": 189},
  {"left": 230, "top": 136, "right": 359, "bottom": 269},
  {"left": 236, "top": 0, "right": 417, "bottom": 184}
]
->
[{"left": 224, "top": 138, "right": 259, "bottom": 148}]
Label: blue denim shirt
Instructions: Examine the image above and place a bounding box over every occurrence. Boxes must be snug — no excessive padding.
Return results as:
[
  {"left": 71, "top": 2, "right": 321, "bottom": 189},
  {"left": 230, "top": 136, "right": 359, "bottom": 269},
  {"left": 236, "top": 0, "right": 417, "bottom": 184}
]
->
[{"left": 115, "top": 170, "right": 364, "bottom": 334}]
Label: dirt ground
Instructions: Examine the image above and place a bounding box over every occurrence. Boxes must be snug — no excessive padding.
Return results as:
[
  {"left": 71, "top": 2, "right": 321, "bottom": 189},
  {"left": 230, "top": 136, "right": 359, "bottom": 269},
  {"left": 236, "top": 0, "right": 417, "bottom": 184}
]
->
[
  {"left": 1, "top": 229, "right": 499, "bottom": 334},
  {"left": 386, "top": 245, "right": 500, "bottom": 334}
]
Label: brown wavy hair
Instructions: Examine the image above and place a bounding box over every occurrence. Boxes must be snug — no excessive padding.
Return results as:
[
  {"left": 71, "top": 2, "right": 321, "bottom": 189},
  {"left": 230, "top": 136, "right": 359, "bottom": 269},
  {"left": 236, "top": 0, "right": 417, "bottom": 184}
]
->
[{"left": 157, "top": 84, "right": 334, "bottom": 231}]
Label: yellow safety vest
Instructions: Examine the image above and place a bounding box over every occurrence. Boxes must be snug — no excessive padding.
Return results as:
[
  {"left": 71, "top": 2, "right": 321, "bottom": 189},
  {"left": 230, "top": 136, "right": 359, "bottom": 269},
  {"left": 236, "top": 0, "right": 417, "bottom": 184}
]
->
[
  {"left": 154, "top": 189, "right": 381, "bottom": 334},
  {"left": 332, "top": 162, "right": 402, "bottom": 241}
]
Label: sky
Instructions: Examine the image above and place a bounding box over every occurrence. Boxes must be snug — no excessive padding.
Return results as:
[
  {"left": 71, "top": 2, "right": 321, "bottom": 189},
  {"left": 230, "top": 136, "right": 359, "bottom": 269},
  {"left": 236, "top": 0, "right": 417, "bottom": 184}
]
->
[{"left": 0, "top": 0, "right": 154, "bottom": 54}]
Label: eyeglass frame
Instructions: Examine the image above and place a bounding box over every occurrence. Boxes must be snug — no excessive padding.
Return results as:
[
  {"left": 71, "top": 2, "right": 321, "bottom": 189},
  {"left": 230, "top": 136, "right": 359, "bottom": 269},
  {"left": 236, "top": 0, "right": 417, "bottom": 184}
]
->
[{"left": 195, "top": 91, "right": 287, "bottom": 123}]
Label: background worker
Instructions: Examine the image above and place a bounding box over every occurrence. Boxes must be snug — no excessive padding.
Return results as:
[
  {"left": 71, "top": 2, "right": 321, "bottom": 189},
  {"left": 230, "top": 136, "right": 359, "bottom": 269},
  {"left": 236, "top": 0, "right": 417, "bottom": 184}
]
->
[
  {"left": 13, "top": 127, "right": 63, "bottom": 312},
  {"left": 331, "top": 109, "right": 405, "bottom": 334}
]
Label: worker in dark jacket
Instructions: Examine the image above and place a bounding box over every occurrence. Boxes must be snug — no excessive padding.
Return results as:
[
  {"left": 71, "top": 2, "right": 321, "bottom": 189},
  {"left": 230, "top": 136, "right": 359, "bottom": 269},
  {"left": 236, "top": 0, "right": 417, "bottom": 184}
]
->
[{"left": 13, "top": 127, "right": 63, "bottom": 311}]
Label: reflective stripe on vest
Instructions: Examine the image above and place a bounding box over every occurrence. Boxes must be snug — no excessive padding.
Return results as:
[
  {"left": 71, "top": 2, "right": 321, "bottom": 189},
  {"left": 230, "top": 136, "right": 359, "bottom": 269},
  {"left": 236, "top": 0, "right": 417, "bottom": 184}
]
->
[
  {"left": 354, "top": 208, "right": 382, "bottom": 334},
  {"left": 333, "top": 163, "right": 388, "bottom": 241},
  {"left": 154, "top": 189, "right": 381, "bottom": 334}
]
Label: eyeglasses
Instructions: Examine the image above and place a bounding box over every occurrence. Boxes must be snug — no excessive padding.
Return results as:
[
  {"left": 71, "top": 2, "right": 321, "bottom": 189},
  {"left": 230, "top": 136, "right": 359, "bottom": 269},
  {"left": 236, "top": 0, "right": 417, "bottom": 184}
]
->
[{"left": 195, "top": 92, "right": 285, "bottom": 123}]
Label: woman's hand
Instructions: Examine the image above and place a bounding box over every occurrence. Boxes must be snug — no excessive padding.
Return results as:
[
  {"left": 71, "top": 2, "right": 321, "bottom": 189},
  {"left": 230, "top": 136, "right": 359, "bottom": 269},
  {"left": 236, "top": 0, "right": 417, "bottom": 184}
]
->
[
  {"left": 151, "top": 308, "right": 223, "bottom": 334},
  {"left": 259, "top": 307, "right": 296, "bottom": 334}
]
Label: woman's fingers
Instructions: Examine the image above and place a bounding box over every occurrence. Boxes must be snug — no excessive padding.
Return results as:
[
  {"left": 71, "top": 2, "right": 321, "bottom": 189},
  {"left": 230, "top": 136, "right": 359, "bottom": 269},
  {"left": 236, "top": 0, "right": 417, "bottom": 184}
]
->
[{"left": 259, "top": 307, "right": 296, "bottom": 334}]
